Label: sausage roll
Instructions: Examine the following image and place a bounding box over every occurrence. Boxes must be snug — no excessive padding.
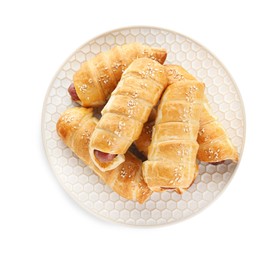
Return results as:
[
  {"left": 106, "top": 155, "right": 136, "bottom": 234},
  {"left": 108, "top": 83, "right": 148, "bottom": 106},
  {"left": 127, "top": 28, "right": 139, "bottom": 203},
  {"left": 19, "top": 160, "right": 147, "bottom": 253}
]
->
[
  {"left": 89, "top": 58, "right": 168, "bottom": 172},
  {"left": 56, "top": 107, "right": 152, "bottom": 203},
  {"left": 166, "top": 65, "right": 239, "bottom": 163},
  {"left": 68, "top": 42, "right": 167, "bottom": 107},
  {"left": 143, "top": 79, "right": 205, "bottom": 192}
]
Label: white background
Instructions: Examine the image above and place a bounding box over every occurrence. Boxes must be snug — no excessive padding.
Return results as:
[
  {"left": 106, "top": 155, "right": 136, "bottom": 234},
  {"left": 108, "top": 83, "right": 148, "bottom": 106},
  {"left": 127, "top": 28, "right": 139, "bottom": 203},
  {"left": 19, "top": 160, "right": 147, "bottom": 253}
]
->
[{"left": 0, "top": 0, "right": 276, "bottom": 259}]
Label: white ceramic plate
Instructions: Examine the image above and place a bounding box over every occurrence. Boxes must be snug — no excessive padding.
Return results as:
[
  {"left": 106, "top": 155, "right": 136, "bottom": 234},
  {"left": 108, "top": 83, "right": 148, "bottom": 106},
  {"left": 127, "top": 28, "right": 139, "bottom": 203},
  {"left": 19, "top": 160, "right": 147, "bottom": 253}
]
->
[{"left": 42, "top": 26, "right": 245, "bottom": 226}]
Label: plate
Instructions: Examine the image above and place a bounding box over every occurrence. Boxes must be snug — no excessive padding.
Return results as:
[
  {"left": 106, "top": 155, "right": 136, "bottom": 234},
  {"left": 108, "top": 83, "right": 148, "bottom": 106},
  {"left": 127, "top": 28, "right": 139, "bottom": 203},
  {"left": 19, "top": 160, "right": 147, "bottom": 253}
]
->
[{"left": 42, "top": 26, "right": 245, "bottom": 226}]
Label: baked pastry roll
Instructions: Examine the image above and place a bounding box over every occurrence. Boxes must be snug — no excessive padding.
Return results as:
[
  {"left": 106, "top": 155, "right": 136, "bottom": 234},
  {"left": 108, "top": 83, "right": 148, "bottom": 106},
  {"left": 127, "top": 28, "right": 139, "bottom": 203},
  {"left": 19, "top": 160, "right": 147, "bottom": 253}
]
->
[
  {"left": 68, "top": 42, "right": 167, "bottom": 107},
  {"left": 142, "top": 79, "right": 205, "bottom": 192},
  {"left": 166, "top": 65, "right": 239, "bottom": 163},
  {"left": 89, "top": 58, "right": 168, "bottom": 172},
  {"left": 56, "top": 107, "right": 152, "bottom": 203}
]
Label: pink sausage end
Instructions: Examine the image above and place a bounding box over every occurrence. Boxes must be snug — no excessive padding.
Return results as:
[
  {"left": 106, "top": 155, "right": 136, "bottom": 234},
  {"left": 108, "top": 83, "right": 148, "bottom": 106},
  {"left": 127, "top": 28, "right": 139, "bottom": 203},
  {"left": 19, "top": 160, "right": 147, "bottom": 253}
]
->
[
  {"left": 68, "top": 83, "right": 80, "bottom": 102},
  {"left": 94, "top": 150, "right": 117, "bottom": 163},
  {"left": 211, "top": 160, "right": 225, "bottom": 165}
]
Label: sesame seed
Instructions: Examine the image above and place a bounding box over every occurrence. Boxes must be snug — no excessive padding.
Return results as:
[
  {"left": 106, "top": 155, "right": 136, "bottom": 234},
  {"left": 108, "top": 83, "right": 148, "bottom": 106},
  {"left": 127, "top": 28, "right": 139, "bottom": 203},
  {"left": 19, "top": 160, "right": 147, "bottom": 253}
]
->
[
  {"left": 127, "top": 99, "right": 137, "bottom": 107},
  {"left": 140, "top": 82, "right": 148, "bottom": 89},
  {"left": 63, "top": 115, "right": 75, "bottom": 124},
  {"left": 199, "top": 128, "right": 205, "bottom": 135},
  {"left": 79, "top": 84, "right": 88, "bottom": 93},
  {"left": 120, "top": 168, "right": 127, "bottom": 178},
  {"left": 118, "top": 121, "right": 125, "bottom": 128},
  {"left": 145, "top": 125, "right": 152, "bottom": 135},
  {"left": 184, "top": 126, "right": 190, "bottom": 132},
  {"left": 112, "top": 61, "right": 121, "bottom": 70},
  {"left": 132, "top": 91, "right": 138, "bottom": 98},
  {"left": 114, "top": 130, "right": 121, "bottom": 137}
]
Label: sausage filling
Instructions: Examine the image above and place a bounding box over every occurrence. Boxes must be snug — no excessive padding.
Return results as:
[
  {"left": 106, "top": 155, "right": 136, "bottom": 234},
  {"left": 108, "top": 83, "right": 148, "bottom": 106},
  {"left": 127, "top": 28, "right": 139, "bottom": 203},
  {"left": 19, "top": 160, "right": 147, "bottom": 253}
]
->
[
  {"left": 68, "top": 83, "right": 80, "bottom": 102},
  {"left": 94, "top": 150, "right": 117, "bottom": 163},
  {"left": 211, "top": 160, "right": 225, "bottom": 165}
]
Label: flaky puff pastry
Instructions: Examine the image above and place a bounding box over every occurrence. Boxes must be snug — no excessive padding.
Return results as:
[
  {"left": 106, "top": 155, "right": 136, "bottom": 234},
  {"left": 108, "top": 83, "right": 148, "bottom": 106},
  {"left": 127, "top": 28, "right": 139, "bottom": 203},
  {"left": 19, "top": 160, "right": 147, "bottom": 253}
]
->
[
  {"left": 142, "top": 80, "right": 205, "bottom": 192},
  {"left": 56, "top": 107, "right": 152, "bottom": 204},
  {"left": 135, "top": 109, "right": 197, "bottom": 194},
  {"left": 134, "top": 108, "right": 157, "bottom": 157},
  {"left": 89, "top": 58, "right": 168, "bottom": 172},
  {"left": 166, "top": 65, "right": 239, "bottom": 163},
  {"left": 72, "top": 43, "right": 167, "bottom": 107}
]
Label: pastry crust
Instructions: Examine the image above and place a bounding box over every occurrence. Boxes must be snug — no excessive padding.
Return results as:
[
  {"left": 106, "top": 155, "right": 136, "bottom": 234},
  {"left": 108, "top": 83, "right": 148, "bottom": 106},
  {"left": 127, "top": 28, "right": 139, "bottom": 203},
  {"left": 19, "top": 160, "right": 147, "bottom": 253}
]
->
[
  {"left": 56, "top": 107, "right": 152, "bottom": 203},
  {"left": 89, "top": 58, "right": 168, "bottom": 172},
  {"left": 143, "top": 80, "right": 204, "bottom": 192},
  {"left": 73, "top": 43, "right": 167, "bottom": 107},
  {"left": 166, "top": 65, "right": 239, "bottom": 163},
  {"left": 136, "top": 65, "right": 239, "bottom": 164},
  {"left": 133, "top": 109, "right": 156, "bottom": 157}
]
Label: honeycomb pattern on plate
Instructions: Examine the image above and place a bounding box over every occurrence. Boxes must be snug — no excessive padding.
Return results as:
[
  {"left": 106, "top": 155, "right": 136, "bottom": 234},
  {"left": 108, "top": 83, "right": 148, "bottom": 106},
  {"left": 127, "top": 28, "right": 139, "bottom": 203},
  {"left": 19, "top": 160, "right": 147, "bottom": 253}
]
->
[{"left": 42, "top": 27, "right": 245, "bottom": 226}]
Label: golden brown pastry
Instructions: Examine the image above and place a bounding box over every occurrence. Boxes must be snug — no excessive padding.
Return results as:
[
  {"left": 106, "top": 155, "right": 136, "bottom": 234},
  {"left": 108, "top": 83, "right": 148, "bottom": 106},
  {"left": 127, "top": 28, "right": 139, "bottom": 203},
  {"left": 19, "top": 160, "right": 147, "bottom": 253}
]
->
[
  {"left": 142, "top": 79, "right": 205, "bottom": 192},
  {"left": 134, "top": 108, "right": 157, "bottom": 157},
  {"left": 56, "top": 107, "right": 152, "bottom": 204},
  {"left": 68, "top": 42, "right": 167, "bottom": 107},
  {"left": 166, "top": 65, "right": 239, "bottom": 163},
  {"left": 89, "top": 58, "right": 168, "bottom": 172}
]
